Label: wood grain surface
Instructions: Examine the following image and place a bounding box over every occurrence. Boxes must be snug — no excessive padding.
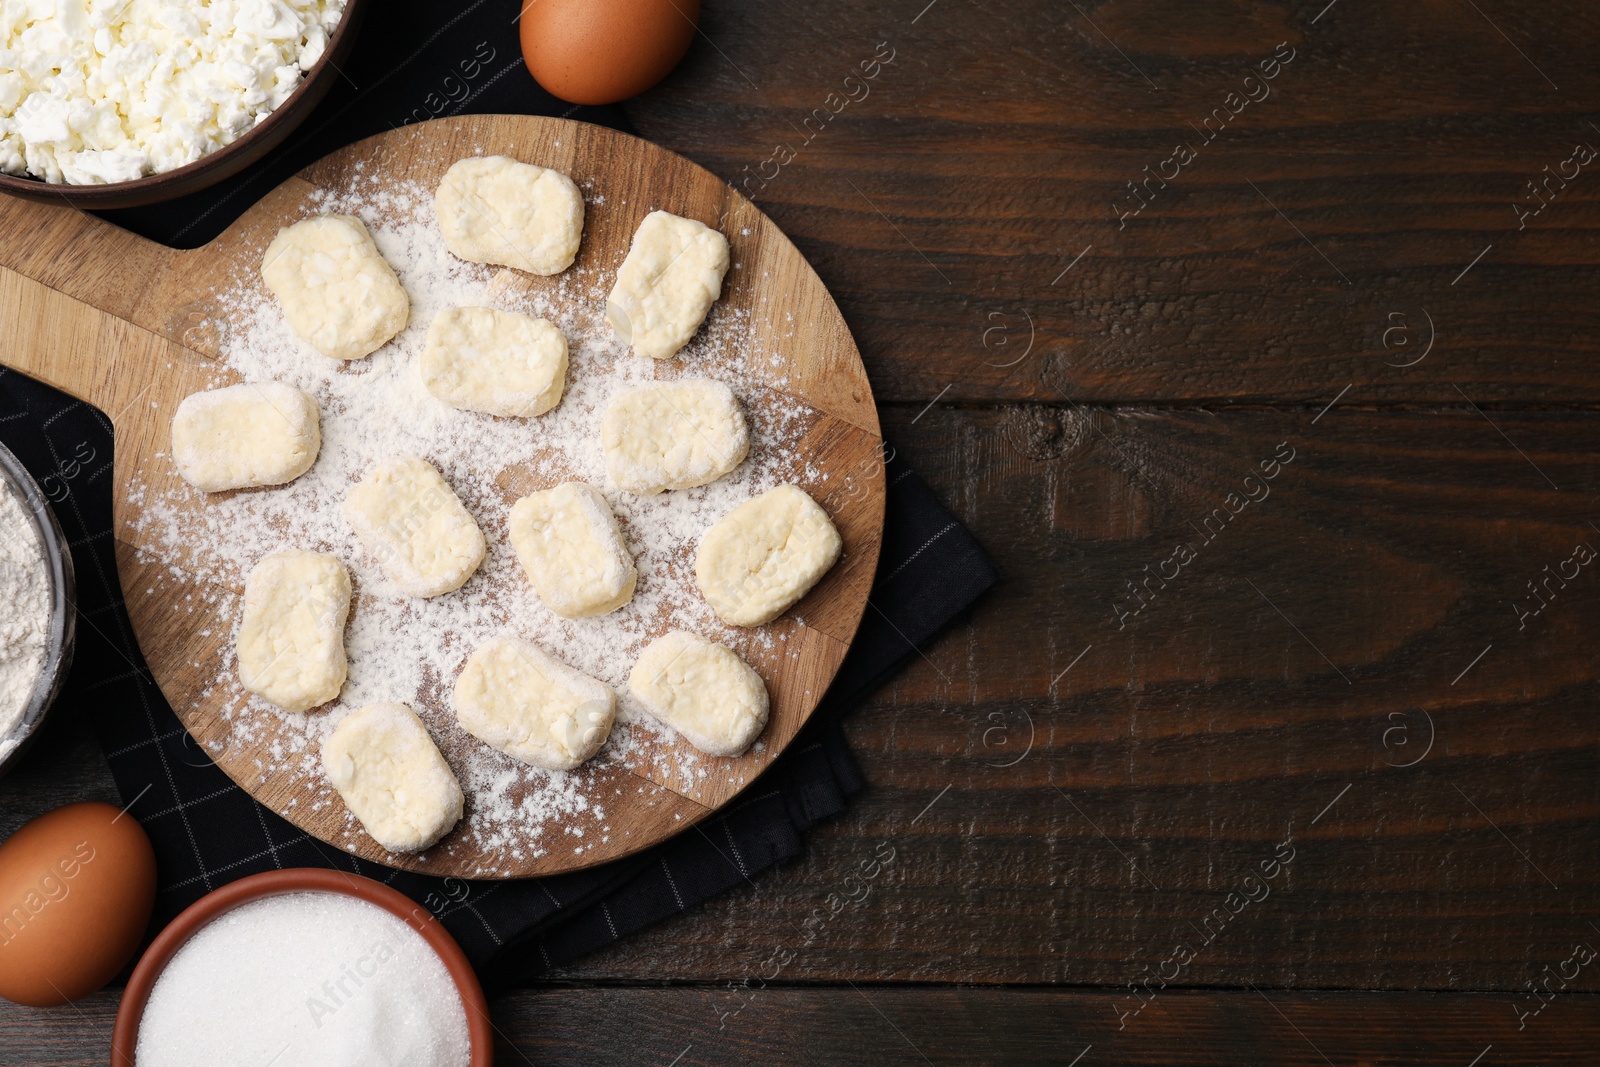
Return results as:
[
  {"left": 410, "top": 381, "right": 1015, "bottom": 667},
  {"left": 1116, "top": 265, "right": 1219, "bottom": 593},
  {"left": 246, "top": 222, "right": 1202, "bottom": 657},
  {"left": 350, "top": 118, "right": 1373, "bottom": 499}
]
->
[
  {"left": 0, "top": 115, "right": 885, "bottom": 878},
  {"left": 546, "top": 404, "right": 1600, "bottom": 989},
  {"left": 3, "top": 988, "right": 1596, "bottom": 1066},
  {"left": 3, "top": 0, "right": 1600, "bottom": 1061},
  {"left": 641, "top": 0, "right": 1600, "bottom": 406},
  {"left": 553, "top": 0, "right": 1599, "bottom": 992}
]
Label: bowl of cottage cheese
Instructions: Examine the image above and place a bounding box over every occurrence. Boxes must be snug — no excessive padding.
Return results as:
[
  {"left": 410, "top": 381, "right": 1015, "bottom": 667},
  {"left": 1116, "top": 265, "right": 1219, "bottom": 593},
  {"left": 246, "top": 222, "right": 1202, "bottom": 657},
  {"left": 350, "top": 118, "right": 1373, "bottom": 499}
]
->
[
  {"left": 0, "top": 0, "right": 360, "bottom": 208},
  {"left": 0, "top": 439, "right": 75, "bottom": 777}
]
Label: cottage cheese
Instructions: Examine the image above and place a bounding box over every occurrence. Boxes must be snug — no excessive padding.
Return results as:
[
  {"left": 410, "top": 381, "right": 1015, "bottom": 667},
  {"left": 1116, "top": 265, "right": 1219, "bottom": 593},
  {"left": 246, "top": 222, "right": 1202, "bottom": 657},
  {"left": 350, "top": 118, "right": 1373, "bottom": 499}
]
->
[
  {"left": 236, "top": 549, "right": 351, "bottom": 714},
  {"left": 0, "top": 0, "right": 346, "bottom": 185},
  {"left": 343, "top": 455, "right": 485, "bottom": 599},
  {"left": 507, "top": 481, "right": 638, "bottom": 618},
  {"left": 601, "top": 379, "right": 749, "bottom": 494},
  {"left": 171, "top": 381, "right": 322, "bottom": 492},
  {"left": 452, "top": 636, "right": 616, "bottom": 772},
  {"left": 322, "top": 702, "right": 464, "bottom": 854},
  {"left": 606, "top": 210, "right": 730, "bottom": 360},
  {"left": 695, "top": 484, "right": 842, "bottom": 627},
  {"left": 629, "top": 631, "right": 769, "bottom": 757}
]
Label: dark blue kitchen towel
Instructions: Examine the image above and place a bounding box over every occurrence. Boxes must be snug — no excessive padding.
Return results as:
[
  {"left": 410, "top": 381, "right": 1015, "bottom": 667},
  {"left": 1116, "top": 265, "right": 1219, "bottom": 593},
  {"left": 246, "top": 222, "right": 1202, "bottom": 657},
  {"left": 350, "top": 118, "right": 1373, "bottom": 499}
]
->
[{"left": 3, "top": 0, "right": 998, "bottom": 987}]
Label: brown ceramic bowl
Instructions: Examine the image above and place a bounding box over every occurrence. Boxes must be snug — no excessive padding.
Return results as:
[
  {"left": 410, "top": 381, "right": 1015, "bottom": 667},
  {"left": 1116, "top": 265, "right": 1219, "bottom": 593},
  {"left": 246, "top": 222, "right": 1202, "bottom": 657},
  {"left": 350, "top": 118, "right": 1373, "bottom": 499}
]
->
[
  {"left": 0, "top": 1, "right": 367, "bottom": 210},
  {"left": 110, "top": 868, "right": 493, "bottom": 1067}
]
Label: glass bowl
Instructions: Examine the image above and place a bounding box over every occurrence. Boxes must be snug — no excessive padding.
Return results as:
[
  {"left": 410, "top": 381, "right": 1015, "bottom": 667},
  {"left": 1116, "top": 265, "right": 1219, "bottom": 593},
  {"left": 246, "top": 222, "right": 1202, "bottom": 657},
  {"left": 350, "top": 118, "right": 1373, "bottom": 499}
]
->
[{"left": 0, "top": 438, "right": 77, "bottom": 777}]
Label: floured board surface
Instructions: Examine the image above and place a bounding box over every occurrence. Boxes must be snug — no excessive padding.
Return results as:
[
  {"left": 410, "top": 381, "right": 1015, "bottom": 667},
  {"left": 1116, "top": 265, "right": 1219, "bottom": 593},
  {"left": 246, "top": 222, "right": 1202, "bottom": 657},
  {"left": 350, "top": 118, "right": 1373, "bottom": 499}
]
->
[{"left": 0, "top": 116, "right": 883, "bottom": 878}]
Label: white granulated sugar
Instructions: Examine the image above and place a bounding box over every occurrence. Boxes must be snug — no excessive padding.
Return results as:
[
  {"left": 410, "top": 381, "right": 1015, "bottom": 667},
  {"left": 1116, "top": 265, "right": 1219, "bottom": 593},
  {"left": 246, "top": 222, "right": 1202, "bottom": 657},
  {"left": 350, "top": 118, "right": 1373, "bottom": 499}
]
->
[
  {"left": 129, "top": 171, "right": 821, "bottom": 872},
  {"left": 0, "top": 481, "right": 50, "bottom": 759},
  {"left": 135, "top": 891, "right": 470, "bottom": 1067}
]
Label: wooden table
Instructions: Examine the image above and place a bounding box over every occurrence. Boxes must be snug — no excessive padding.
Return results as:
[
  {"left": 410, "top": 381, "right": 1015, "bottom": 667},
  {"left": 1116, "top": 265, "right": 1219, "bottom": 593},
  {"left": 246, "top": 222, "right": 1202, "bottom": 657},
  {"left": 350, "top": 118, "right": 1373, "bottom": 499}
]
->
[{"left": 3, "top": 1, "right": 1598, "bottom": 1062}]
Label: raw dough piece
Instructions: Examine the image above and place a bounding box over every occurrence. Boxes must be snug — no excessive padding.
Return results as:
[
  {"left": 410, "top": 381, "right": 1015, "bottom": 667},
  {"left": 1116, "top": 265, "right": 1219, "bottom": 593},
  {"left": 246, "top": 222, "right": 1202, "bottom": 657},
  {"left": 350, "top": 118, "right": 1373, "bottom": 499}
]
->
[
  {"left": 601, "top": 379, "right": 749, "bottom": 494},
  {"left": 171, "top": 382, "right": 320, "bottom": 492},
  {"left": 696, "top": 484, "right": 842, "bottom": 627},
  {"left": 344, "top": 456, "right": 485, "bottom": 598},
  {"left": 628, "top": 631, "right": 769, "bottom": 757},
  {"left": 237, "top": 550, "right": 351, "bottom": 713},
  {"left": 508, "top": 482, "right": 637, "bottom": 618},
  {"left": 322, "top": 703, "right": 464, "bottom": 854},
  {"left": 435, "top": 156, "right": 585, "bottom": 276},
  {"left": 260, "top": 215, "right": 410, "bottom": 361},
  {"left": 453, "top": 637, "right": 615, "bottom": 771},
  {"left": 606, "top": 210, "right": 730, "bottom": 360},
  {"left": 421, "top": 307, "right": 568, "bottom": 418}
]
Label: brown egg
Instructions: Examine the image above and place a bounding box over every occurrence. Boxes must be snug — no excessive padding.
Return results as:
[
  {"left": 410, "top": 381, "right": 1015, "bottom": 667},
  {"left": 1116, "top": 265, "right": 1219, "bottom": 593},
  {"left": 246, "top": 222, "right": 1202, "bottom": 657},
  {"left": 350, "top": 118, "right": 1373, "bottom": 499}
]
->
[
  {"left": 0, "top": 802, "right": 157, "bottom": 1007},
  {"left": 520, "top": 0, "right": 700, "bottom": 105}
]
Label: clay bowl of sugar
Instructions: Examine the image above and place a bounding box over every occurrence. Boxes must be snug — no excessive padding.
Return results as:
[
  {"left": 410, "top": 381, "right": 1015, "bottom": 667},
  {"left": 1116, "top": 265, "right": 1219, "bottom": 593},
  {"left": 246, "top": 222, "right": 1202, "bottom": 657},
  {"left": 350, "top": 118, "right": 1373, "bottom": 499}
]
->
[
  {"left": 0, "top": 0, "right": 369, "bottom": 210},
  {"left": 111, "top": 869, "right": 493, "bottom": 1067},
  {"left": 0, "top": 439, "right": 76, "bottom": 779}
]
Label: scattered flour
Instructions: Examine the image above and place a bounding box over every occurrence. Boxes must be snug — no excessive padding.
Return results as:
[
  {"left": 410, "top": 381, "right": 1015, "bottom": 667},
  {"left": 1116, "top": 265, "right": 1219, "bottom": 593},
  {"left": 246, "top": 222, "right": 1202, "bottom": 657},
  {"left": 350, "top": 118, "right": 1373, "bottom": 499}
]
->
[
  {"left": 0, "top": 477, "right": 50, "bottom": 760},
  {"left": 129, "top": 168, "right": 826, "bottom": 873}
]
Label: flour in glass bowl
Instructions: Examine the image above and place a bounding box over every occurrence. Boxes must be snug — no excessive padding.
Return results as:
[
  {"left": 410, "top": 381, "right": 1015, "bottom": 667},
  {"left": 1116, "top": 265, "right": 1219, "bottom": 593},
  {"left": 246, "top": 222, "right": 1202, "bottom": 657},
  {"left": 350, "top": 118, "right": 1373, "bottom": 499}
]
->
[
  {"left": 0, "top": 480, "right": 50, "bottom": 759},
  {"left": 128, "top": 168, "right": 826, "bottom": 872}
]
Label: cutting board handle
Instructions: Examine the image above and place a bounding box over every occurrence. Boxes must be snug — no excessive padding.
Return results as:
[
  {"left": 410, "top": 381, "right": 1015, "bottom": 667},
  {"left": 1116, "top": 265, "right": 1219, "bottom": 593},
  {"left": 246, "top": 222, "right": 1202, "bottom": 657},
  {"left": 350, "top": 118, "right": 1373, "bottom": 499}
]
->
[{"left": 0, "top": 192, "right": 245, "bottom": 424}]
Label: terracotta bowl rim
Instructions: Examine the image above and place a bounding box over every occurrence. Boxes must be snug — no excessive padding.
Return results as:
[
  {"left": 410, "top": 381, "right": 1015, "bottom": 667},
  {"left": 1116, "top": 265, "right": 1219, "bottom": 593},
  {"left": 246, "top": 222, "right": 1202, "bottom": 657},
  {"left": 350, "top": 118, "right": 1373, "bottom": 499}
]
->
[{"left": 109, "top": 867, "right": 494, "bottom": 1067}]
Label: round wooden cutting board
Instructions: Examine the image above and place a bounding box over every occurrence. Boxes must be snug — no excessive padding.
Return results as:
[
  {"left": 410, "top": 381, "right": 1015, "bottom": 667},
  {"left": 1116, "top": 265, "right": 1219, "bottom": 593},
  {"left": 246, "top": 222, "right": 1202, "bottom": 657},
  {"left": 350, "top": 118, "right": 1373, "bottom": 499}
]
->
[{"left": 0, "top": 116, "right": 884, "bottom": 878}]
